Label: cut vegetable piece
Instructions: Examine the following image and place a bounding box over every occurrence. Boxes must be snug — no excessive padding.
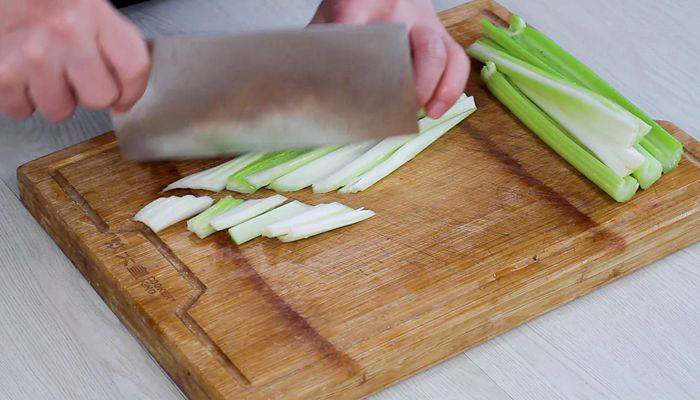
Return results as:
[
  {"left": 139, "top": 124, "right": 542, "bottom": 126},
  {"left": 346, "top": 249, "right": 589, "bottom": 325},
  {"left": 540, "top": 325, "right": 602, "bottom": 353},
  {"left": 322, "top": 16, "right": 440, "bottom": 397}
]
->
[
  {"left": 263, "top": 202, "right": 352, "bottom": 238},
  {"left": 418, "top": 93, "right": 475, "bottom": 132},
  {"left": 245, "top": 146, "right": 342, "bottom": 190},
  {"left": 187, "top": 196, "right": 244, "bottom": 239},
  {"left": 631, "top": 144, "right": 663, "bottom": 190},
  {"left": 279, "top": 209, "right": 375, "bottom": 242},
  {"left": 226, "top": 151, "right": 307, "bottom": 193},
  {"left": 134, "top": 195, "right": 214, "bottom": 233},
  {"left": 209, "top": 194, "right": 287, "bottom": 231},
  {"left": 312, "top": 135, "right": 415, "bottom": 193},
  {"left": 164, "top": 153, "right": 265, "bottom": 192},
  {"left": 468, "top": 40, "right": 650, "bottom": 177},
  {"left": 480, "top": 62, "right": 638, "bottom": 202},
  {"left": 505, "top": 15, "right": 683, "bottom": 172},
  {"left": 228, "top": 201, "right": 311, "bottom": 245},
  {"left": 268, "top": 141, "right": 377, "bottom": 192},
  {"left": 340, "top": 96, "right": 477, "bottom": 193}
]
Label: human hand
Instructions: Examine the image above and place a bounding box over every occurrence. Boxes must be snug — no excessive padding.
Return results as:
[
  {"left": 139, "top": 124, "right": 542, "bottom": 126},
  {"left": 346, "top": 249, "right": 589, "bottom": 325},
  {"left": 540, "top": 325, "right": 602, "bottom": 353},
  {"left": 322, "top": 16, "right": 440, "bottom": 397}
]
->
[
  {"left": 0, "top": 0, "right": 150, "bottom": 121},
  {"left": 311, "top": 0, "right": 470, "bottom": 119}
]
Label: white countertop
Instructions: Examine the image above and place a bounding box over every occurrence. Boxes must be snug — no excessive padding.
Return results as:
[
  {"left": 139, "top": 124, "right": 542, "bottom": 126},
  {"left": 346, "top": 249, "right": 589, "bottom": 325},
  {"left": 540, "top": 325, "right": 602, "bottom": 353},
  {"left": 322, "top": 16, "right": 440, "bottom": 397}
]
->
[{"left": 0, "top": 1, "right": 698, "bottom": 399}]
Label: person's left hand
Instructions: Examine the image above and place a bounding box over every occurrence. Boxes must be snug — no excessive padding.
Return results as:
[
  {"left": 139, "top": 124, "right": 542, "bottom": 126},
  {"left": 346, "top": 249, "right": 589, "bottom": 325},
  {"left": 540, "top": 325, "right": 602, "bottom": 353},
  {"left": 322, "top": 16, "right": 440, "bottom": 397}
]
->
[{"left": 311, "top": 0, "right": 470, "bottom": 118}]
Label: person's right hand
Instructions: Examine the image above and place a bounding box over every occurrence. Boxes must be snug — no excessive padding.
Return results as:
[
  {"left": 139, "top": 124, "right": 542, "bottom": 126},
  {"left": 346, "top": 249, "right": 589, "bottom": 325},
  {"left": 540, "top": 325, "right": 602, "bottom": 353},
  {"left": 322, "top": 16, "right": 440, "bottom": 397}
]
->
[{"left": 0, "top": 0, "right": 150, "bottom": 121}]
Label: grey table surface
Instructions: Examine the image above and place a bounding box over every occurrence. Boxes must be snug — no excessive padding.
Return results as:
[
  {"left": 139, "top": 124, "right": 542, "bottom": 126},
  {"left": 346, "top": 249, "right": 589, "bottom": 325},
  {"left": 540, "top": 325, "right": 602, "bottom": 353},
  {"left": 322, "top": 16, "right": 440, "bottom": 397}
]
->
[{"left": 1, "top": 1, "right": 698, "bottom": 399}]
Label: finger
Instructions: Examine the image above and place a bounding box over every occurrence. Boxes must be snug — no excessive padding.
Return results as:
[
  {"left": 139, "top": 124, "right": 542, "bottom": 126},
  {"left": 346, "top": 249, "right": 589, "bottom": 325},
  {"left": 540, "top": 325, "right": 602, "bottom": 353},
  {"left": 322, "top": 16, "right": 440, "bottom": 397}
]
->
[
  {"left": 65, "top": 45, "right": 120, "bottom": 110},
  {"left": 410, "top": 26, "right": 448, "bottom": 107},
  {"left": 97, "top": 9, "right": 150, "bottom": 112},
  {"left": 27, "top": 58, "right": 76, "bottom": 121},
  {"left": 0, "top": 64, "right": 34, "bottom": 118},
  {"left": 426, "top": 37, "right": 470, "bottom": 118}
]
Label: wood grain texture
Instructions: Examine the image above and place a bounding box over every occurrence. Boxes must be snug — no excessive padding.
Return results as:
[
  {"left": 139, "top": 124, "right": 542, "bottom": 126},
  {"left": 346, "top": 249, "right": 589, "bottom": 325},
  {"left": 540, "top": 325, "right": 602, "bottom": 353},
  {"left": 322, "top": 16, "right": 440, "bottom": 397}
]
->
[{"left": 16, "top": 2, "right": 700, "bottom": 399}]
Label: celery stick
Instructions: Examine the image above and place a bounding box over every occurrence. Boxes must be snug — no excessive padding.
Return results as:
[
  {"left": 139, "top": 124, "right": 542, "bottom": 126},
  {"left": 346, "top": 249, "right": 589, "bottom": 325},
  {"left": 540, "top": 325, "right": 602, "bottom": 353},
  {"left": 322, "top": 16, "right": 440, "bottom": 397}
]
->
[
  {"left": 226, "top": 151, "right": 307, "bottom": 193},
  {"left": 228, "top": 201, "right": 311, "bottom": 245},
  {"left": 246, "top": 146, "right": 342, "bottom": 190},
  {"left": 210, "top": 194, "right": 287, "bottom": 231},
  {"left": 187, "top": 196, "right": 243, "bottom": 239},
  {"left": 340, "top": 97, "right": 477, "bottom": 193},
  {"left": 468, "top": 40, "right": 649, "bottom": 177},
  {"left": 164, "top": 153, "right": 265, "bottom": 192},
  {"left": 506, "top": 15, "right": 683, "bottom": 172},
  {"left": 632, "top": 144, "right": 663, "bottom": 189},
  {"left": 262, "top": 203, "right": 352, "bottom": 238},
  {"left": 312, "top": 135, "right": 415, "bottom": 193},
  {"left": 268, "top": 141, "right": 376, "bottom": 192},
  {"left": 480, "top": 62, "right": 638, "bottom": 202},
  {"left": 134, "top": 195, "right": 214, "bottom": 233},
  {"left": 279, "top": 209, "right": 375, "bottom": 242}
]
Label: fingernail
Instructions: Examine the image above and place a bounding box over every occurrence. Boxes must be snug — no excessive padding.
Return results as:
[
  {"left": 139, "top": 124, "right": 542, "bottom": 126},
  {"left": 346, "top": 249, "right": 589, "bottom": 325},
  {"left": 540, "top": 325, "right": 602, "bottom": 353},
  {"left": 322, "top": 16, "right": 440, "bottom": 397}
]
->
[{"left": 428, "top": 101, "right": 447, "bottom": 118}]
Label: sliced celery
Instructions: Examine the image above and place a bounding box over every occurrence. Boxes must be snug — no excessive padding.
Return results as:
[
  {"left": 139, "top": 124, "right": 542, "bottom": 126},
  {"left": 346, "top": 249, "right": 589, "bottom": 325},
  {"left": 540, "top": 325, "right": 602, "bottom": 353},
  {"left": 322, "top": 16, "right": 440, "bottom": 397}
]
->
[
  {"left": 164, "top": 153, "right": 265, "bottom": 192},
  {"left": 245, "top": 146, "right": 341, "bottom": 191},
  {"left": 312, "top": 135, "right": 415, "bottom": 193},
  {"left": 632, "top": 144, "right": 663, "bottom": 190},
  {"left": 468, "top": 40, "right": 649, "bottom": 177},
  {"left": 340, "top": 96, "right": 477, "bottom": 193},
  {"left": 134, "top": 195, "right": 214, "bottom": 233},
  {"left": 228, "top": 201, "right": 311, "bottom": 245},
  {"left": 187, "top": 196, "right": 243, "bottom": 239},
  {"left": 262, "top": 202, "right": 352, "bottom": 238},
  {"left": 506, "top": 15, "right": 683, "bottom": 172},
  {"left": 279, "top": 209, "right": 375, "bottom": 242},
  {"left": 209, "top": 194, "right": 287, "bottom": 231},
  {"left": 268, "top": 141, "right": 376, "bottom": 192},
  {"left": 226, "top": 151, "right": 307, "bottom": 193},
  {"left": 480, "top": 62, "right": 638, "bottom": 202}
]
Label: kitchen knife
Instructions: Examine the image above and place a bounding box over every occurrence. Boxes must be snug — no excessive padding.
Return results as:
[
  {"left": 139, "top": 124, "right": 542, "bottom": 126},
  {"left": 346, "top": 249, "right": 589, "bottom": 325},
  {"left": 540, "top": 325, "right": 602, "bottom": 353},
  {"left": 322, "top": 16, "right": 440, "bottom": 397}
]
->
[{"left": 113, "top": 24, "right": 420, "bottom": 161}]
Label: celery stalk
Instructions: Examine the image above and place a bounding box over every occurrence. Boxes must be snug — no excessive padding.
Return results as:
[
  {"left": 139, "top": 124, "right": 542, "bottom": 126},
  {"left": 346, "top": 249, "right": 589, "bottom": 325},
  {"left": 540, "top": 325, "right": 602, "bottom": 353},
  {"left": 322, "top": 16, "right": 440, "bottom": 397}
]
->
[
  {"left": 468, "top": 40, "right": 649, "bottom": 177},
  {"left": 268, "top": 141, "right": 376, "bottom": 192},
  {"left": 187, "top": 196, "right": 243, "bottom": 239},
  {"left": 506, "top": 15, "right": 683, "bottom": 172},
  {"left": 164, "top": 153, "right": 265, "bottom": 192},
  {"left": 279, "top": 209, "right": 375, "bottom": 242},
  {"left": 312, "top": 135, "right": 415, "bottom": 193},
  {"left": 262, "top": 203, "right": 352, "bottom": 238},
  {"left": 209, "top": 194, "right": 287, "bottom": 231},
  {"left": 340, "top": 96, "right": 477, "bottom": 193},
  {"left": 245, "top": 146, "right": 341, "bottom": 191},
  {"left": 226, "top": 151, "right": 307, "bottom": 193},
  {"left": 632, "top": 144, "right": 663, "bottom": 190},
  {"left": 134, "top": 195, "right": 214, "bottom": 233},
  {"left": 480, "top": 62, "right": 638, "bottom": 202},
  {"left": 228, "top": 201, "right": 311, "bottom": 245}
]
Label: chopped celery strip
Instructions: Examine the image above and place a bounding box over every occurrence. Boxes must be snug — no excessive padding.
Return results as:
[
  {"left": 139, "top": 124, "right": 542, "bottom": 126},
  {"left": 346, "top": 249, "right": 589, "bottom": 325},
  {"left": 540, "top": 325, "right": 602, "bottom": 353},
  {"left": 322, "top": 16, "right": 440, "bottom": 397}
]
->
[
  {"left": 340, "top": 95, "right": 477, "bottom": 193},
  {"left": 468, "top": 40, "right": 649, "bottom": 177},
  {"left": 262, "top": 202, "right": 352, "bottom": 238},
  {"left": 480, "top": 62, "right": 638, "bottom": 202},
  {"left": 245, "top": 146, "right": 341, "bottom": 190},
  {"left": 279, "top": 209, "right": 375, "bottom": 242},
  {"left": 187, "top": 196, "right": 243, "bottom": 239},
  {"left": 268, "top": 141, "right": 376, "bottom": 192},
  {"left": 312, "top": 135, "right": 415, "bottom": 193},
  {"left": 506, "top": 15, "right": 683, "bottom": 172},
  {"left": 134, "top": 195, "right": 214, "bottom": 233},
  {"left": 164, "top": 153, "right": 264, "bottom": 192},
  {"left": 209, "top": 194, "right": 287, "bottom": 231},
  {"left": 228, "top": 201, "right": 311, "bottom": 245},
  {"left": 226, "top": 151, "right": 307, "bottom": 193},
  {"left": 631, "top": 144, "right": 663, "bottom": 189}
]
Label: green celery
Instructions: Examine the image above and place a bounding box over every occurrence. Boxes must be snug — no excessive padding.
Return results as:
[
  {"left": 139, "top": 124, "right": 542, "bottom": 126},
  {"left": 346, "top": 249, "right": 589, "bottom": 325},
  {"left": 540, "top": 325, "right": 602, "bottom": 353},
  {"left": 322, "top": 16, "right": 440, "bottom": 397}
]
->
[
  {"left": 506, "top": 15, "right": 683, "bottom": 172},
  {"left": 480, "top": 62, "right": 638, "bottom": 202},
  {"left": 186, "top": 196, "right": 243, "bottom": 239},
  {"left": 632, "top": 144, "right": 663, "bottom": 190},
  {"left": 226, "top": 151, "right": 307, "bottom": 193}
]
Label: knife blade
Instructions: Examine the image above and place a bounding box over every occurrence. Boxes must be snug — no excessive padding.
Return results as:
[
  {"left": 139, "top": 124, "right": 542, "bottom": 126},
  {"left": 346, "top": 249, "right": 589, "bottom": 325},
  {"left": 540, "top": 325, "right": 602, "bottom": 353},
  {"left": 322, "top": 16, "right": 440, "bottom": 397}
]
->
[{"left": 112, "top": 24, "right": 419, "bottom": 161}]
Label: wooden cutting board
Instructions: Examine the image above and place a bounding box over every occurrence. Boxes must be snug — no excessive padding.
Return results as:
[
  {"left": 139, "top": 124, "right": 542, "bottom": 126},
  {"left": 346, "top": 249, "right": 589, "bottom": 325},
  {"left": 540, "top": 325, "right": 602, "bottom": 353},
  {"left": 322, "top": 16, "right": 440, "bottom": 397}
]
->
[{"left": 18, "top": 1, "right": 700, "bottom": 399}]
